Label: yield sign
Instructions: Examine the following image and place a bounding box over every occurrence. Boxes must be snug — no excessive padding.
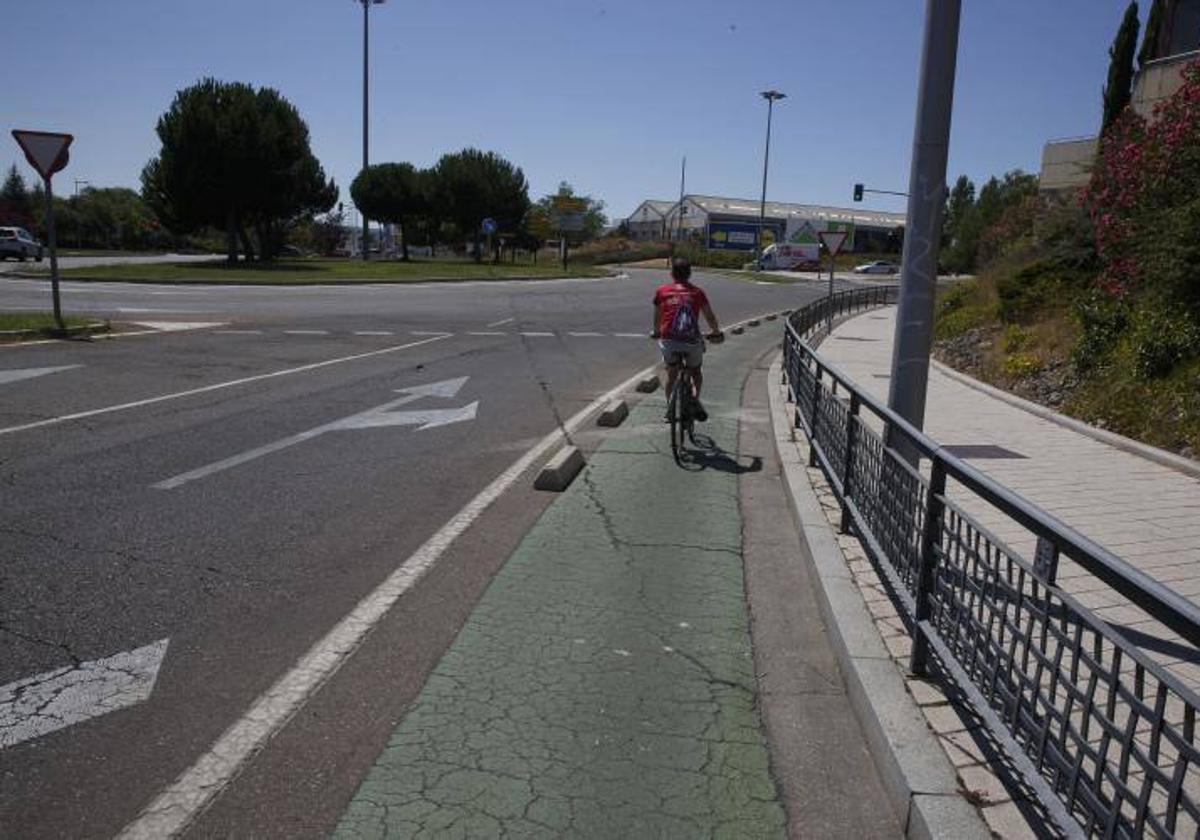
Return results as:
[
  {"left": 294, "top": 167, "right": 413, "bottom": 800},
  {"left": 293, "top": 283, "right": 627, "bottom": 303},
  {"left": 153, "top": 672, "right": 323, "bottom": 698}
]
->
[
  {"left": 817, "top": 229, "right": 848, "bottom": 256},
  {"left": 12, "top": 130, "right": 73, "bottom": 179}
]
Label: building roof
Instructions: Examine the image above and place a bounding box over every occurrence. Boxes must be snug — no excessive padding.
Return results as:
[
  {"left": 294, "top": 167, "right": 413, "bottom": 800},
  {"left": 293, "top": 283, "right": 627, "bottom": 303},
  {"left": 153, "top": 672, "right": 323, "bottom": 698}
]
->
[
  {"left": 625, "top": 199, "right": 676, "bottom": 221},
  {"left": 673, "top": 194, "right": 905, "bottom": 229}
]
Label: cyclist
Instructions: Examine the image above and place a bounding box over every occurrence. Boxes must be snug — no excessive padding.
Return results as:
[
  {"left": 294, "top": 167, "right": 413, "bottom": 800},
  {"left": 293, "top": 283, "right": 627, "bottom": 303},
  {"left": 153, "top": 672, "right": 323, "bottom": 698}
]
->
[{"left": 650, "top": 257, "right": 723, "bottom": 422}]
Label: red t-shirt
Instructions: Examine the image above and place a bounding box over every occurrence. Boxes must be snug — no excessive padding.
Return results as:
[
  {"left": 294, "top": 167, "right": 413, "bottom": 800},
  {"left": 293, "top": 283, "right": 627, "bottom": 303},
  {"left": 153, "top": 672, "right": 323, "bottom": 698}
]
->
[{"left": 654, "top": 282, "right": 709, "bottom": 340}]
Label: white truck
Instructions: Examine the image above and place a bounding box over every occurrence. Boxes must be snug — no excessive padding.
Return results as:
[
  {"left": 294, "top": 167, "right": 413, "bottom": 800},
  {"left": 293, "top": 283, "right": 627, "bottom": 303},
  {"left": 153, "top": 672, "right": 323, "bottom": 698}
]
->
[{"left": 758, "top": 242, "right": 820, "bottom": 271}]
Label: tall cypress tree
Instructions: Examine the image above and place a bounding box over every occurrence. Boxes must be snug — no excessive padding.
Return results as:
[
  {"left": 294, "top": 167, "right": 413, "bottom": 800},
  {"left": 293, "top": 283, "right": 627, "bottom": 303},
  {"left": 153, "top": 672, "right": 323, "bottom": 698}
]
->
[
  {"left": 1103, "top": 2, "right": 1141, "bottom": 133},
  {"left": 1139, "top": 0, "right": 1165, "bottom": 68}
]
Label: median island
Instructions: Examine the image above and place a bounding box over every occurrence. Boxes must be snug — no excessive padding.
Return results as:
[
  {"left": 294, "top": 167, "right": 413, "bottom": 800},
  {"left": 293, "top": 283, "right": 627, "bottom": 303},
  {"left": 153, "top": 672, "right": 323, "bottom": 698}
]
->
[{"left": 51, "top": 258, "right": 610, "bottom": 285}]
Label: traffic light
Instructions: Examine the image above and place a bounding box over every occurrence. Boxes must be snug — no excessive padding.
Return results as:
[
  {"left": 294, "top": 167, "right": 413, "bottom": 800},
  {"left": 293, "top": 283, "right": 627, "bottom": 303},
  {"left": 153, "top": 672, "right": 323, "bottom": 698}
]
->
[{"left": 853, "top": 183, "right": 864, "bottom": 202}]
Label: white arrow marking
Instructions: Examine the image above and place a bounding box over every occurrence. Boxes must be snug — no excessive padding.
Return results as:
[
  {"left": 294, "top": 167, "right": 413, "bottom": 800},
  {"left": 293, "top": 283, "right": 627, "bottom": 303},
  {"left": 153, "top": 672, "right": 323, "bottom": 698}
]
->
[
  {"left": 0, "top": 638, "right": 169, "bottom": 750},
  {"left": 334, "top": 401, "right": 478, "bottom": 431},
  {"left": 153, "top": 377, "right": 473, "bottom": 490},
  {"left": 128, "top": 321, "right": 228, "bottom": 332},
  {"left": 0, "top": 365, "right": 81, "bottom": 386}
]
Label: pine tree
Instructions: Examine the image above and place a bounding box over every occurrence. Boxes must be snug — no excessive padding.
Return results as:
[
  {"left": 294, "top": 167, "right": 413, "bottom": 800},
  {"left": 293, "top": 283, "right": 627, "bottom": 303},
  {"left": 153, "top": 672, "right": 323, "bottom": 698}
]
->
[
  {"left": 1103, "top": 2, "right": 1141, "bottom": 133},
  {"left": 1139, "top": 0, "right": 1165, "bottom": 68},
  {"left": 1, "top": 164, "right": 33, "bottom": 226}
]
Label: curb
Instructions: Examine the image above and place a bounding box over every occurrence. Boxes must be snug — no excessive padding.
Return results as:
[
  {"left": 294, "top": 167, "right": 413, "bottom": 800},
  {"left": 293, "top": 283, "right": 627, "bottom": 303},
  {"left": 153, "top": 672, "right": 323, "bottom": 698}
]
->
[
  {"left": 931, "top": 357, "right": 1200, "bottom": 480},
  {"left": 0, "top": 321, "right": 109, "bottom": 341},
  {"left": 765, "top": 356, "right": 990, "bottom": 840}
]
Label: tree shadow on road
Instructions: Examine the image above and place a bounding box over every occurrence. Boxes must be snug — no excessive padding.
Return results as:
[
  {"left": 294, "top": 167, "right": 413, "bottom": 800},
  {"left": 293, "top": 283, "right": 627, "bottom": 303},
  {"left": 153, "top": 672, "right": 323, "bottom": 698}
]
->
[{"left": 676, "top": 432, "right": 763, "bottom": 474}]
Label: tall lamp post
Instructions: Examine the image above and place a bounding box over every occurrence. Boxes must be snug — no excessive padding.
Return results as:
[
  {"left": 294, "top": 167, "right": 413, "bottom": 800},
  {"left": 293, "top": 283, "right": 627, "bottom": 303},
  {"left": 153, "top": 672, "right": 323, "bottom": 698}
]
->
[
  {"left": 756, "top": 90, "right": 785, "bottom": 268},
  {"left": 354, "top": 0, "right": 386, "bottom": 260}
]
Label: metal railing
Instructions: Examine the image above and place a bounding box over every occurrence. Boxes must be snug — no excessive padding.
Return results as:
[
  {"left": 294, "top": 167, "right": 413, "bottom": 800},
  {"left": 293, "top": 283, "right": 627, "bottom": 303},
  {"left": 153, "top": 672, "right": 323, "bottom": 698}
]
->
[{"left": 782, "top": 287, "right": 1200, "bottom": 838}]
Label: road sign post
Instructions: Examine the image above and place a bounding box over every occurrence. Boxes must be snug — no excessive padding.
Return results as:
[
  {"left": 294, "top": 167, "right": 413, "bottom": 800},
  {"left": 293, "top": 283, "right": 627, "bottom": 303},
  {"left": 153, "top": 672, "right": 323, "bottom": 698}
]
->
[
  {"left": 817, "top": 229, "right": 849, "bottom": 335},
  {"left": 12, "top": 130, "right": 74, "bottom": 332}
]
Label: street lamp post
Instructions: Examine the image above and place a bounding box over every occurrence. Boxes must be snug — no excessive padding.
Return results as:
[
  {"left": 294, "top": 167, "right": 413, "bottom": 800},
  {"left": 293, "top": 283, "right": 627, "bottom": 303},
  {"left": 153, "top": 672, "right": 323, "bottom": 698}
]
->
[
  {"left": 756, "top": 90, "right": 785, "bottom": 268},
  {"left": 355, "top": 0, "right": 386, "bottom": 261},
  {"left": 73, "top": 179, "right": 89, "bottom": 250}
]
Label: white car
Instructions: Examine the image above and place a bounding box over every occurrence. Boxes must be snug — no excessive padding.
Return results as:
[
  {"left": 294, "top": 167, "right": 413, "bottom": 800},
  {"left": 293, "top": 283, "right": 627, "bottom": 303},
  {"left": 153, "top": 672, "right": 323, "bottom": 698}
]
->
[
  {"left": 853, "top": 260, "right": 898, "bottom": 275},
  {"left": 0, "top": 227, "right": 44, "bottom": 261}
]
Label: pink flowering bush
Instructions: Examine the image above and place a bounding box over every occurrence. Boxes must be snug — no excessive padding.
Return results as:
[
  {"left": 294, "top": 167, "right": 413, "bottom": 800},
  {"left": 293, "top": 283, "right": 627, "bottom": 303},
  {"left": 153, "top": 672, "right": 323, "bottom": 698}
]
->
[{"left": 1082, "top": 59, "right": 1200, "bottom": 375}]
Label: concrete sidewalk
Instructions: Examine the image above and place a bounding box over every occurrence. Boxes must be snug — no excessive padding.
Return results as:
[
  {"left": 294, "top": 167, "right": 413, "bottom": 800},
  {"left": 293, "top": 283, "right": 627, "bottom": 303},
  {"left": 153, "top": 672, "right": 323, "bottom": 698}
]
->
[
  {"left": 333, "top": 331, "right": 898, "bottom": 837},
  {"left": 820, "top": 307, "right": 1200, "bottom": 687}
]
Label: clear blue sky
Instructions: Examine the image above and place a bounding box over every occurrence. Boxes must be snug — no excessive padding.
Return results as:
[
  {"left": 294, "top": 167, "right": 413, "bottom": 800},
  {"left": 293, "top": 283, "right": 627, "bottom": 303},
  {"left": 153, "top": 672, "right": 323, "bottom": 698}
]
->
[{"left": 5, "top": 0, "right": 1144, "bottom": 221}]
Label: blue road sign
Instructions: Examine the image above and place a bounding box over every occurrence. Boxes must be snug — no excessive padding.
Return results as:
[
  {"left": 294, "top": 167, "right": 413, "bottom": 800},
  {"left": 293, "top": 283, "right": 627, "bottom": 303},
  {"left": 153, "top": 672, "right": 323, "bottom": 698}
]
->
[{"left": 481, "top": 217, "right": 498, "bottom": 235}]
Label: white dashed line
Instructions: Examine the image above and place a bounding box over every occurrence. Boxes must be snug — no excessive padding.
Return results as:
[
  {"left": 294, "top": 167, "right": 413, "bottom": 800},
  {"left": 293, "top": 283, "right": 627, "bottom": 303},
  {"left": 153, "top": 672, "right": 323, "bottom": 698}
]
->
[
  {"left": 486, "top": 317, "right": 515, "bottom": 327},
  {"left": 353, "top": 330, "right": 393, "bottom": 336},
  {"left": 613, "top": 332, "right": 647, "bottom": 338},
  {"left": 410, "top": 331, "right": 452, "bottom": 336},
  {"left": 283, "top": 330, "right": 329, "bottom": 336},
  {"left": 568, "top": 332, "right": 603, "bottom": 337},
  {"left": 520, "top": 331, "right": 554, "bottom": 337},
  {"left": 467, "top": 331, "right": 506, "bottom": 336}
]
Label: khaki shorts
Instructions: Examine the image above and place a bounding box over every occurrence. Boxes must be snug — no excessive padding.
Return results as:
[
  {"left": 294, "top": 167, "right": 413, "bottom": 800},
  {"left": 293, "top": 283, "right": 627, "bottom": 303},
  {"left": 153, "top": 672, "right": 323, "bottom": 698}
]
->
[{"left": 658, "top": 338, "right": 704, "bottom": 369}]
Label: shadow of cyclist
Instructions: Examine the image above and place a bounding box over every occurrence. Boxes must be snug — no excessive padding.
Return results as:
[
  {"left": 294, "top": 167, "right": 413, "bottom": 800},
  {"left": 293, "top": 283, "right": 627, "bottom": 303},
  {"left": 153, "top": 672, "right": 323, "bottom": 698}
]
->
[{"left": 675, "top": 432, "right": 763, "bottom": 474}]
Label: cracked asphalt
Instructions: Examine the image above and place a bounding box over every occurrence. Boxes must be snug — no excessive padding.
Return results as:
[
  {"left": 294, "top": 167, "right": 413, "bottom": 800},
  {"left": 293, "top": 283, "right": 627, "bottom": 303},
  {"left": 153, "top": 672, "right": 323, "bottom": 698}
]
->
[
  {"left": 1, "top": 268, "right": 847, "bottom": 837},
  {"left": 334, "top": 327, "right": 793, "bottom": 838}
]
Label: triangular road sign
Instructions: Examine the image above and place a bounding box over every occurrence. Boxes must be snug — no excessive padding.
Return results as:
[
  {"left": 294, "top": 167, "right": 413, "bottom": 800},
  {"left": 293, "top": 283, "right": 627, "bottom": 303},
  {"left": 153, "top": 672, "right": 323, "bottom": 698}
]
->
[
  {"left": 12, "top": 130, "right": 73, "bottom": 179},
  {"left": 817, "top": 229, "right": 849, "bottom": 256}
]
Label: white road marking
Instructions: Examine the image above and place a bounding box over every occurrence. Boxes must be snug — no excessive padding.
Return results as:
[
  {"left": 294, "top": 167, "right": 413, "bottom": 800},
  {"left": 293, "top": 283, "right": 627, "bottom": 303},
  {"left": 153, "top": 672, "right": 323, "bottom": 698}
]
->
[
  {"left": 128, "top": 321, "right": 228, "bottom": 333},
  {"left": 283, "top": 330, "right": 329, "bottom": 336},
  {"left": 613, "top": 332, "right": 647, "bottom": 338},
  {"left": 0, "top": 365, "right": 81, "bottom": 385},
  {"left": 353, "top": 330, "right": 393, "bottom": 336},
  {"left": 410, "top": 330, "right": 452, "bottom": 336},
  {"left": 0, "top": 334, "right": 451, "bottom": 438},
  {"left": 116, "top": 360, "right": 659, "bottom": 840},
  {"left": 486, "top": 316, "right": 514, "bottom": 327},
  {"left": 153, "top": 377, "right": 472, "bottom": 489},
  {"left": 520, "top": 331, "right": 554, "bottom": 337},
  {"left": 0, "top": 639, "right": 169, "bottom": 750},
  {"left": 567, "top": 331, "right": 603, "bottom": 337},
  {"left": 467, "top": 331, "right": 506, "bottom": 336}
]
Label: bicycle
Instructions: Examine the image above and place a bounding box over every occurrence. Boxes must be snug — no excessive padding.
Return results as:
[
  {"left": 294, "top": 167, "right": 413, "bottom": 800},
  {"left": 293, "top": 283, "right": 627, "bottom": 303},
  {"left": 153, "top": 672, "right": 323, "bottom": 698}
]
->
[{"left": 659, "top": 331, "right": 724, "bottom": 463}]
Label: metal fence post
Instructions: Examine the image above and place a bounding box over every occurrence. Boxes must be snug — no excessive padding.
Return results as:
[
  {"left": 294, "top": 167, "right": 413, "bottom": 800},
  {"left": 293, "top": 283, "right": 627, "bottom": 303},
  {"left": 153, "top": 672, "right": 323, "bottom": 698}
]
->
[
  {"left": 910, "top": 457, "right": 946, "bottom": 677},
  {"left": 840, "top": 392, "right": 860, "bottom": 533},
  {"left": 808, "top": 362, "right": 823, "bottom": 467}
]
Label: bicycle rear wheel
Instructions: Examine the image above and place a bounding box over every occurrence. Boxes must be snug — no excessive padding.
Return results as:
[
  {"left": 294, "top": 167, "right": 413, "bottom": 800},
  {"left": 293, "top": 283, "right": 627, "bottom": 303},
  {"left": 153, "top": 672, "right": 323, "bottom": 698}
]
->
[{"left": 669, "top": 376, "right": 687, "bottom": 462}]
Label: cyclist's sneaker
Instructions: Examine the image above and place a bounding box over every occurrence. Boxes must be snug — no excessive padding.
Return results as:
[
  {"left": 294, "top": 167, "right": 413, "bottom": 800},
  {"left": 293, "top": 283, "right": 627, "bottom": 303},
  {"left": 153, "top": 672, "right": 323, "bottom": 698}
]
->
[{"left": 694, "top": 401, "right": 709, "bottom": 422}]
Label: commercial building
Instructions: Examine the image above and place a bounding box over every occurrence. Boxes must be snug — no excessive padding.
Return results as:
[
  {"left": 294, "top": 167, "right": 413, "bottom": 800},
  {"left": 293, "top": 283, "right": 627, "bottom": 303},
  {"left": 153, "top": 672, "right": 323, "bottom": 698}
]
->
[
  {"left": 625, "top": 199, "right": 675, "bottom": 241},
  {"left": 1039, "top": 0, "right": 1200, "bottom": 194},
  {"left": 624, "top": 193, "right": 905, "bottom": 254}
]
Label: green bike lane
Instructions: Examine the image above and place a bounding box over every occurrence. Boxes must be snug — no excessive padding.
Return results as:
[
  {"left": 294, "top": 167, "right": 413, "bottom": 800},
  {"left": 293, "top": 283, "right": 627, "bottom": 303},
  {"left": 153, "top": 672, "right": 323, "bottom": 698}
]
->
[{"left": 334, "top": 330, "right": 813, "bottom": 838}]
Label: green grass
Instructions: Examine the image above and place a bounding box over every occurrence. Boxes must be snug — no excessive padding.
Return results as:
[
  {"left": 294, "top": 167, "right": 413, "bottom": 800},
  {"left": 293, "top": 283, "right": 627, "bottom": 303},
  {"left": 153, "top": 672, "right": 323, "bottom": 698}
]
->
[
  {"left": 0, "top": 312, "right": 101, "bottom": 340},
  {"left": 47, "top": 257, "right": 610, "bottom": 284}
]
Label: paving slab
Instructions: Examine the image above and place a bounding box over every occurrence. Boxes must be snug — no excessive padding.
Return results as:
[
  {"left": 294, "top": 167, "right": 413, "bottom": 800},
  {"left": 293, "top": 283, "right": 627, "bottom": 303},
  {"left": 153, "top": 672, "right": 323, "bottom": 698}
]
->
[{"left": 821, "top": 306, "right": 1200, "bottom": 689}]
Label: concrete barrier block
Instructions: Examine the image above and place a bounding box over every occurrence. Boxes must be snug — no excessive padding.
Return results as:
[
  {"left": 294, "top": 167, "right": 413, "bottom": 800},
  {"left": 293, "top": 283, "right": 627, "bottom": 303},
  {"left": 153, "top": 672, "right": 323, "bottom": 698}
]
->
[
  {"left": 748, "top": 318, "right": 761, "bottom": 327},
  {"left": 731, "top": 325, "right": 746, "bottom": 335},
  {"left": 534, "top": 446, "right": 585, "bottom": 492},
  {"left": 597, "top": 399, "right": 629, "bottom": 427},
  {"left": 635, "top": 375, "right": 660, "bottom": 393}
]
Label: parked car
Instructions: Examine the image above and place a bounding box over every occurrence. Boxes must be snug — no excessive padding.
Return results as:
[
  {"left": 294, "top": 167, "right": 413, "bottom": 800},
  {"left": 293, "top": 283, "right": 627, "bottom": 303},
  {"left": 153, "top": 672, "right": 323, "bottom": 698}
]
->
[
  {"left": 0, "top": 227, "right": 44, "bottom": 262},
  {"left": 853, "top": 260, "right": 898, "bottom": 274}
]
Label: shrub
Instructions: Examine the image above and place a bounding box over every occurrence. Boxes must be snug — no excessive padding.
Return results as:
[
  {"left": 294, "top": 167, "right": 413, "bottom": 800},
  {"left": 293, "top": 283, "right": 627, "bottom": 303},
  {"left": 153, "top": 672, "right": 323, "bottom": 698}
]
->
[
  {"left": 1129, "top": 303, "right": 1200, "bottom": 378},
  {"left": 1003, "top": 324, "right": 1032, "bottom": 352},
  {"left": 1002, "top": 351, "right": 1043, "bottom": 378},
  {"left": 1073, "top": 293, "right": 1130, "bottom": 371}
]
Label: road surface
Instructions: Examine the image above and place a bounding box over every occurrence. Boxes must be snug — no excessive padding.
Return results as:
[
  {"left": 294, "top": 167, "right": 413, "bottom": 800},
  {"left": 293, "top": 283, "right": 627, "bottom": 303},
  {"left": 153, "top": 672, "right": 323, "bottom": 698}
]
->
[{"left": 1, "top": 268, "right": 850, "bottom": 837}]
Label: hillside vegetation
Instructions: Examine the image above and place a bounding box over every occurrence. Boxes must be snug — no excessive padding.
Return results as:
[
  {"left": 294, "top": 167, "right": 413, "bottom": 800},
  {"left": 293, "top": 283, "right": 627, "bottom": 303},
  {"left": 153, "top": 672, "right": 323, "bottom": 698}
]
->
[{"left": 932, "top": 62, "right": 1200, "bottom": 459}]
